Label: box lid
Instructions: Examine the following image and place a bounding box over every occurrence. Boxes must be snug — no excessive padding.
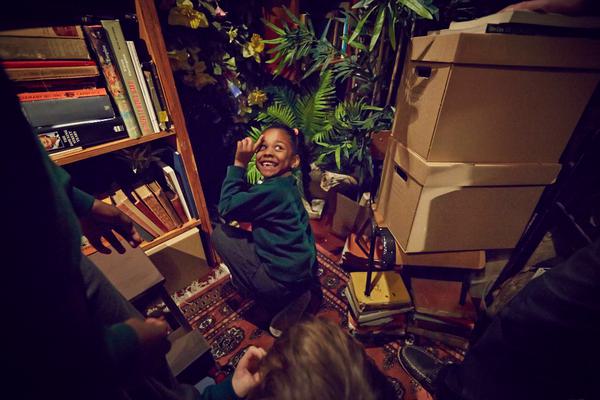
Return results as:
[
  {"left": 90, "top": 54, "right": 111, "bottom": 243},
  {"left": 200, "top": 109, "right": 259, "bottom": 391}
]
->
[
  {"left": 393, "top": 141, "right": 561, "bottom": 187},
  {"left": 410, "top": 33, "right": 600, "bottom": 69}
]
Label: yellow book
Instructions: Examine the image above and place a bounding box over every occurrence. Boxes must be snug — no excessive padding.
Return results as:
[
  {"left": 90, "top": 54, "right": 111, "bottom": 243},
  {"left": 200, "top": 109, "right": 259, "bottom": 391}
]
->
[{"left": 348, "top": 271, "right": 411, "bottom": 312}]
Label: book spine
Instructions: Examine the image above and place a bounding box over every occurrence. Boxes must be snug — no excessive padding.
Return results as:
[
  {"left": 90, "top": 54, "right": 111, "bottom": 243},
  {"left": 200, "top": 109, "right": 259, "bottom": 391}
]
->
[
  {"left": 143, "top": 70, "right": 167, "bottom": 131},
  {"left": 12, "top": 77, "right": 99, "bottom": 91},
  {"left": 5, "top": 66, "right": 99, "bottom": 81},
  {"left": 153, "top": 185, "right": 183, "bottom": 227},
  {"left": 137, "top": 187, "right": 176, "bottom": 231},
  {"left": 0, "top": 60, "right": 97, "bottom": 68},
  {"left": 126, "top": 41, "right": 160, "bottom": 133},
  {"left": 166, "top": 191, "right": 189, "bottom": 223},
  {"left": 114, "top": 198, "right": 161, "bottom": 238},
  {"left": 485, "top": 22, "right": 600, "bottom": 38},
  {"left": 18, "top": 88, "right": 107, "bottom": 102},
  {"left": 101, "top": 20, "right": 154, "bottom": 136},
  {"left": 0, "top": 36, "right": 91, "bottom": 60},
  {"left": 0, "top": 26, "right": 84, "bottom": 38},
  {"left": 35, "top": 117, "right": 127, "bottom": 152},
  {"left": 129, "top": 193, "right": 166, "bottom": 234},
  {"left": 83, "top": 25, "right": 141, "bottom": 139},
  {"left": 172, "top": 151, "right": 199, "bottom": 219},
  {"left": 144, "top": 61, "right": 171, "bottom": 130},
  {"left": 21, "top": 95, "right": 115, "bottom": 128}
]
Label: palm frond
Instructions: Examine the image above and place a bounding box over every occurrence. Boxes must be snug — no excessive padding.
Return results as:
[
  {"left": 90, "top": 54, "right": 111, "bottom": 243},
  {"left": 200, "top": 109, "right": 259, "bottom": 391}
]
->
[
  {"left": 257, "top": 103, "right": 298, "bottom": 128},
  {"left": 296, "top": 70, "right": 336, "bottom": 138}
]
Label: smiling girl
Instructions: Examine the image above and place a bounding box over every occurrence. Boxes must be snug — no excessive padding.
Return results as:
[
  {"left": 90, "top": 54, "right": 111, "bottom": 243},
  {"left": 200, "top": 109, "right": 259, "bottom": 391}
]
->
[{"left": 211, "top": 124, "right": 317, "bottom": 337}]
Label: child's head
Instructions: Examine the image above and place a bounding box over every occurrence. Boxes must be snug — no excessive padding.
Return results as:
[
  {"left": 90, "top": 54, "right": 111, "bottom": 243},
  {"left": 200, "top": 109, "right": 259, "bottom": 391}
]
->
[
  {"left": 248, "top": 317, "right": 396, "bottom": 400},
  {"left": 256, "top": 124, "right": 301, "bottom": 179}
]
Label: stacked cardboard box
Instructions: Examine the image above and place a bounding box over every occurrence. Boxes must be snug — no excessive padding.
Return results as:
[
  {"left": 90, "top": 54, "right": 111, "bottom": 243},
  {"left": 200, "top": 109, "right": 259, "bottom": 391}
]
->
[{"left": 377, "top": 32, "right": 600, "bottom": 253}]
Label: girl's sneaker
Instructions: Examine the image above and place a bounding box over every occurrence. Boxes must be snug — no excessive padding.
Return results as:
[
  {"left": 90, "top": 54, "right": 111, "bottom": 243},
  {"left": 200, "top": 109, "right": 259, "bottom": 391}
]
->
[{"left": 269, "top": 290, "right": 312, "bottom": 338}]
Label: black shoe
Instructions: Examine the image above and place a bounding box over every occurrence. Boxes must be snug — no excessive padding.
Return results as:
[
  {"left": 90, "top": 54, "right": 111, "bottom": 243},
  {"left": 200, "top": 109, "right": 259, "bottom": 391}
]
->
[
  {"left": 269, "top": 290, "right": 311, "bottom": 338},
  {"left": 398, "top": 345, "right": 447, "bottom": 394}
]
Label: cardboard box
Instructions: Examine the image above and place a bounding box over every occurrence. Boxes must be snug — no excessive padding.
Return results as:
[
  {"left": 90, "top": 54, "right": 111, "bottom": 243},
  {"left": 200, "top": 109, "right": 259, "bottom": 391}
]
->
[
  {"left": 146, "top": 227, "right": 211, "bottom": 294},
  {"left": 392, "top": 33, "right": 600, "bottom": 163},
  {"left": 377, "top": 139, "right": 561, "bottom": 252}
]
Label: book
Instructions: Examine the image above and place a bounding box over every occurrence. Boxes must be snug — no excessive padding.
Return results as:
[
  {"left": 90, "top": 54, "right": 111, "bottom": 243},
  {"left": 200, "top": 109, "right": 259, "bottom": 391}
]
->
[
  {"left": 0, "top": 25, "right": 84, "bottom": 38},
  {"left": 18, "top": 87, "right": 107, "bottom": 102},
  {"left": 171, "top": 150, "right": 199, "bottom": 219},
  {"left": 134, "top": 184, "right": 176, "bottom": 232},
  {"left": 129, "top": 190, "right": 168, "bottom": 234},
  {"left": 112, "top": 189, "right": 162, "bottom": 238},
  {"left": 450, "top": 10, "right": 600, "bottom": 31},
  {"left": 406, "top": 326, "right": 469, "bottom": 351},
  {"left": 344, "top": 287, "right": 413, "bottom": 324},
  {"left": 433, "top": 23, "right": 600, "bottom": 38},
  {"left": 35, "top": 117, "right": 127, "bottom": 153},
  {"left": 101, "top": 19, "right": 154, "bottom": 136},
  {"left": 21, "top": 94, "right": 115, "bottom": 128},
  {"left": 49, "top": 146, "right": 83, "bottom": 159},
  {"left": 156, "top": 161, "right": 192, "bottom": 221},
  {"left": 0, "top": 36, "right": 91, "bottom": 60},
  {"left": 165, "top": 189, "right": 188, "bottom": 224},
  {"left": 143, "top": 60, "right": 171, "bottom": 130},
  {"left": 83, "top": 25, "right": 141, "bottom": 139},
  {"left": 143, "top": 69, "right": 167, "bottom": 131},
  {"left": 411, "top": 278, "right": 477, "bottom": 320},
  {"left": 1, "top": 60, "right": 97, "bottom": 69},
  {"left": 412, "top": 313, "right": 474, "bottom": 338},
  {"left": 126, "top": 40, "right": 160, "bottom": 133},
  {"left": 3, "top": 64, "right": 99, "bottom": 81},
  {"left": 11, "top": 76, "right": 99, "bottom": 92},
  {"left": 148, "top": 180, "right": 183, "bottom": 227},
  {"left": 347, "top": 271, "right": 411, "bottom": 312}
]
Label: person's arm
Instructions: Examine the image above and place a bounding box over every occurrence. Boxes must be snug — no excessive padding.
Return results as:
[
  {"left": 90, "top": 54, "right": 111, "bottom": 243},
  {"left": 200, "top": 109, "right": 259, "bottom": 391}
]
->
[
  {"left": 218, "top": 165, "right": 283, "bottom": 221},
  {"left": 200, "top": 346, "right": 266, "bottom": 400}
]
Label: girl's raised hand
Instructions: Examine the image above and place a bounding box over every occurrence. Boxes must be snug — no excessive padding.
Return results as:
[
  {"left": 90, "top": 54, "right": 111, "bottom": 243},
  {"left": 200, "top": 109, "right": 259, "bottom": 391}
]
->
[{"left": 234, "top": 136, "right": 264, "bottom": 168}]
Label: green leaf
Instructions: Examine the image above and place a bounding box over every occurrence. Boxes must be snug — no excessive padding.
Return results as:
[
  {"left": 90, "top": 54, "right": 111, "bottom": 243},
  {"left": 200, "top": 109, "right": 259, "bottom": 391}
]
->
[
  {"left": 347, "top": 7, "right": 376, "bottom": 46},
  {"left": 369, "top": 6, "right": 386, "bottom": 52},
  {"left": 320, "top": 18, "right": 333, "bottom": 41},
  {"left": 348, "top": 40, "right": 367, "bottom": 51},
  {"left": 398, "top": 0, "right": 434, "bottom": 20},
  {"left": 261, "top": 19, "right": 286, "bottom": 35},
  {"left": 282, "top": 6, "right": 302, "bottom": 26},
  {"left": 334, "top": 146, "right": 341, "bottom": 170},
  {"left": 387, "top": 3, "right": 397, "bottom": 50},
  {"left": 352, "top": 0, "right": 376, "bottom": 9}
]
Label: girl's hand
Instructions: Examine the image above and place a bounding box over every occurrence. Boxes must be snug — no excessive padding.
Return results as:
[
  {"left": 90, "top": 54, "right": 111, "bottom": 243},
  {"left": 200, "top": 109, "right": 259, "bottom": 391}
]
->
[
  {"left": 231, "top": 345, "right": 267, "bottom": 397},
  {"left": 234, "top": 136, "right": 263, "bottom": 168}
]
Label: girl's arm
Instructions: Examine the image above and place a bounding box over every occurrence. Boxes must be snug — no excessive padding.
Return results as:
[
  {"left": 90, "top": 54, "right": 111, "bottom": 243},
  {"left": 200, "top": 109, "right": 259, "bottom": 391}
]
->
[{"left": 218, "top": 165, "right": 280, "bottom": 221}]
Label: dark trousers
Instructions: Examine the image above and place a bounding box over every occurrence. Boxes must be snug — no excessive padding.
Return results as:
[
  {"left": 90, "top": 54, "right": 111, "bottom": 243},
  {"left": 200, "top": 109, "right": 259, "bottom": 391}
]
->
[
  {"left": 80, "top": 256, "right": 198, "bottom": 400},
  {"left": 438, "top": 239, "right": 600, "bottom": 400},
  {"left": 211, "top": 224, "right": 310, "bottom": 308}
]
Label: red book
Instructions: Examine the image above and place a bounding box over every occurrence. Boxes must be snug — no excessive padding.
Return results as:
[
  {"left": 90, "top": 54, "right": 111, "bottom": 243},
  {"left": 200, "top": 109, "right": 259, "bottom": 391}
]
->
[
  {"left": 130, "top": 190, "right": 168, "bottom": 233},
  {"left": 0, "top": 60, "right": 96, "bottom": 68},
  {"left": 18, "top": 88, "right": 107, "bottom": 102}
]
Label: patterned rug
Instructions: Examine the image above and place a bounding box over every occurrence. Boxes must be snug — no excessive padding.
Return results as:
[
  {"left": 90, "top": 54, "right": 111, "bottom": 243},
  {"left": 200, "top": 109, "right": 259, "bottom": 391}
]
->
[{"left": 179, "top": 245, "right": 461, "bottom": 400}]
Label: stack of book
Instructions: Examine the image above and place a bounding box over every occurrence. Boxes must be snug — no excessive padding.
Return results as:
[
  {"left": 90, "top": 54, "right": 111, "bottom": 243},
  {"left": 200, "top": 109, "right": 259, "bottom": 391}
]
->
[
  {"left": 0, "top": 20, "right": 171, "bottom": 156},
  {"left": 431, "top": 10, "right": 600, "bottom": 37},
  {"left": 406, "top": 278, "right": 478, "bottom": 351},
  {"left": 345, "top": 271, "right": 413, "bottom": 338}
]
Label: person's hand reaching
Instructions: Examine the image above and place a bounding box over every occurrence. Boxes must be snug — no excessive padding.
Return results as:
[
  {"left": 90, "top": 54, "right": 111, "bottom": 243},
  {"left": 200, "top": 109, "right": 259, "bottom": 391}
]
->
[
  {"left": 80, "top": 199, "right": 142, "bottom": 254},
  {"left": 501, "top": 0, "right": 589, "bottom": 15},
  {"left": 234, "top": 136, "right": 263, "bottom": 169},
  {"left": 125, "top": 317, "right": 171, "bottom": 373},
  {"left": 231, "top": 345, "right": 267, "bottom": 398}
]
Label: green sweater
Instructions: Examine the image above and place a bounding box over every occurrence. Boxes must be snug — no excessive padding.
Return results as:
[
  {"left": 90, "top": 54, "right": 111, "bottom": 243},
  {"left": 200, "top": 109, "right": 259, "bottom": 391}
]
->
[{"left": 218, "top": 166, "right": 316, "bottom": 283}]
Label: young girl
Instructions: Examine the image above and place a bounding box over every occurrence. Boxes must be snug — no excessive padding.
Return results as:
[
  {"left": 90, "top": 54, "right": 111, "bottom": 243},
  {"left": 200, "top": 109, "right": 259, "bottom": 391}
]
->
[{"left": 211, "top": 124, "right": 317, "bottom": 337}]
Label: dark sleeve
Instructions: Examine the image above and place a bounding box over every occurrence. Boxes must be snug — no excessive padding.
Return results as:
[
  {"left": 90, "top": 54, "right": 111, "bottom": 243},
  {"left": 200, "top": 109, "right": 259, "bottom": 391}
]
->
[
  {"left": 218, "top": 166, "right": 281, "bottom": 221},
  {"left": 47, "top": 156, "right": 95, "bottom": 216},
  {"left": 200, "top": 376, "right": 241, "bottom": 400},
  {"left": 103, "top": 323, "right": 141, "bottom": 379}
]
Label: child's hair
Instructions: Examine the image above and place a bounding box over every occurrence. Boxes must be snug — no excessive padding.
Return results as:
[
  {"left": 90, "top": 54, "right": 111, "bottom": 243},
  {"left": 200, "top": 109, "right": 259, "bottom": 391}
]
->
[
  {"left": 247, "top": 317, "right": 396, "bottom": 400},
  {"left": 264, "top": 123, "right": 312, "bottom": 201}
]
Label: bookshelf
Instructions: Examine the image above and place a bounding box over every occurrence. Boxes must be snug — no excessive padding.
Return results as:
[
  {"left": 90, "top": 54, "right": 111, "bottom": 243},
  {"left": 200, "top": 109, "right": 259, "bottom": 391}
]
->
[{"left": 2, "top": 0, "right": 215, "bottom": 264}]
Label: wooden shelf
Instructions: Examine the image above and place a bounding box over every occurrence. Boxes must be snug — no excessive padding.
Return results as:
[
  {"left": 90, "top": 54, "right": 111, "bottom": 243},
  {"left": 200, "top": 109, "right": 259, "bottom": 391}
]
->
[
  {"left": 82, "top": 219, "right": 203, "bottom": 257},
  {"left": 52, "top": 130, "right": 176, "bottom": 166},
  {"left": 141, "top": 219, "right": 203, "bottom": 252}
]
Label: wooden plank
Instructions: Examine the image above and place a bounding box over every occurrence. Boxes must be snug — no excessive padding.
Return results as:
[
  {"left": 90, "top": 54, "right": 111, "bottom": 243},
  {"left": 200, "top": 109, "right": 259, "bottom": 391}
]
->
[
  {"left": 136, "top": 0, "right": 216, "bottom": 264},
  {"left": 52, "top": 130, "right": 174, "bottom": 166}
]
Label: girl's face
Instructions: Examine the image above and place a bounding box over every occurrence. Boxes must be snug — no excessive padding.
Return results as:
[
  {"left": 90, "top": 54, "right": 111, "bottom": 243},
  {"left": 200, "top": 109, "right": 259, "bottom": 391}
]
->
[{"left": 256, "top": 128, "right": 300, "bottom": 178}]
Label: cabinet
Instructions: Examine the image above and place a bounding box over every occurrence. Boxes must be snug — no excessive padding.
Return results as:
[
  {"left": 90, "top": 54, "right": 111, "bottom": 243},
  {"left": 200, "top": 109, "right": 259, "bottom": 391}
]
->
[{"left": 2, "top": 0, "right": 215, "bottom": 261}]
